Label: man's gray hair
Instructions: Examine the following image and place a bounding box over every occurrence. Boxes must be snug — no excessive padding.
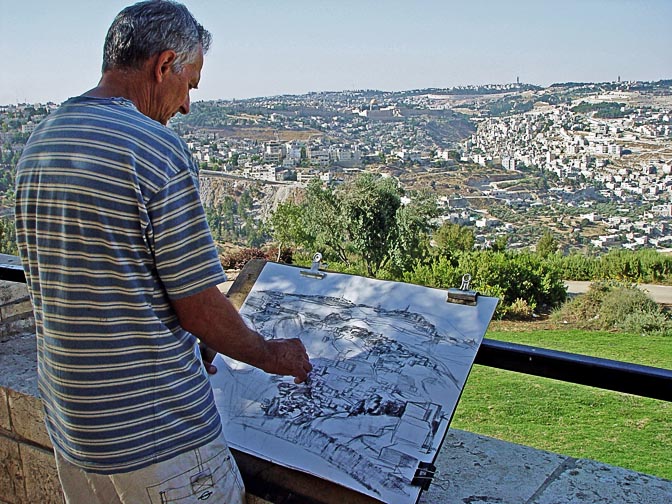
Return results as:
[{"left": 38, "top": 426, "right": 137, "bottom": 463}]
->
[{"left": 102, "top": 0, "right": 212, "bottom": 73}]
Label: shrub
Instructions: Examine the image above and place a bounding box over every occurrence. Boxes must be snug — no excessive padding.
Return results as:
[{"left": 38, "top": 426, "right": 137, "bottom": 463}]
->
[
  {"left": 264, "top": 246, "right": 294, "bottom": 264},
  {"left": 551, "top": 281, "right": 616, "bottom": 327},
  {"left": 598, "top": 285, "right": 660, "bottom": 330},
  {"left": 549, "top": 249, "right": 672, "bottom": 284},
  {"left": 550, "top": 252, "right": 595, "bottom": 281},
  {"left": 459, "top": 250, "right": 566, "bottom": 313},
  {"left": 402, "top": 256, "right": 462, "bottom": 290},
  {"left": 505, "top": 298, "right": 536, "bottom": 320},
  {"left": 595, "top": 250, "right": 644, "bottom": 282},
  {"left": 220, "top": 247, "right": 268, "bottom": 269},
  {"left": 551, "top": 281, "right": 672, "bottom": 335},
  {"left": 636, "top": 249, "right": 672, "bottom": 283},
  {"left": 402, "top": 250, "right": 566, "bottom": 319},
  {"left": 617, "top": 311, "right": 672, "bottom": 336}
]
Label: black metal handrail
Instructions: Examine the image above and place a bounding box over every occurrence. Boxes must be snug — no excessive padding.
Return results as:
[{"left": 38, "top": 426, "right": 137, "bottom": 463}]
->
[
  {"left": 1, "top": 255, "right": 670, "bottom": 402},
  {"left": 476, "top": 339, "right": 671, "bottom": 402}
]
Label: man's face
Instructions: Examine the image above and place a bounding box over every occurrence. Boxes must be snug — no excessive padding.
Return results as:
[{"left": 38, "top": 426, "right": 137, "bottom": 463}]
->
[{"left": 154, "top": 47, "right": 204, "bottom": 125}]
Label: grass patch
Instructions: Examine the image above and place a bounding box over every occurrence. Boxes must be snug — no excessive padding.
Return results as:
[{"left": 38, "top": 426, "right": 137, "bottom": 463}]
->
[{"left": 452, "top": 328, "right": 671, "bottom": 480}]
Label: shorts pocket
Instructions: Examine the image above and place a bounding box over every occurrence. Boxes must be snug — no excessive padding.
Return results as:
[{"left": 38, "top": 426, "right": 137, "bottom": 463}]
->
[{"left": 145, "top": 447, "right": 244, "bottom": 503}]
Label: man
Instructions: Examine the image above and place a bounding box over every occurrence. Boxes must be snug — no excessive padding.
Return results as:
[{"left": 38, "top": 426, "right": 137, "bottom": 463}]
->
[{"left": 15, "top": 1, "right": 311, "bottom": 503}]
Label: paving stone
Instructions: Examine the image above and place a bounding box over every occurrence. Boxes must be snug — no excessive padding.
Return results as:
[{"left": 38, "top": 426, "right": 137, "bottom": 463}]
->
[
  {"left": 0, "top": 299, "right": 32, "bottom": 322},
  {"left": 0, "top": 436, "right": 25, "bottom": 504},
  {"left": 419, "top": 429, "right": 672, "bottom": 504},
  {"left": 420, "top": 428, "right": 567, "bottom": 504},
  {"left": 532, "top": 458, "right": 672, "bottom": 504},
  {"left": 7, "top": 390, "right": 51, "bottom": 449},
  {"left": 0, "top": 332, "right": 38, "bottom": 397},
  {"left": 20, "top": 444, "right": 63, "bottom": 504}
]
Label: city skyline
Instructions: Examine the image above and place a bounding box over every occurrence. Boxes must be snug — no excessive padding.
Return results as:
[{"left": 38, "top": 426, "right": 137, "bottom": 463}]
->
[{"left": 1, "top": 0, "right": 671, "bottom": 105}]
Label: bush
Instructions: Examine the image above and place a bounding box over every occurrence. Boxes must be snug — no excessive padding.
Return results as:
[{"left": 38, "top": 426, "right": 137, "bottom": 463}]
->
[
  {"left": 550, "top": 252, "right": 595, "bottom": 280},
  {"left": 458, "top": 250, "right": 566, "bottom": 315},
  {"left": 264, "top": 246, "right": 294, "bottom": 264},
  {"left": 617, "top": 311, "right": 672, "bottom": 336},
  {"left": 551, "top": 281, "right": 672, "bottom": 335},
  {"left": 220, "top": 247, "right": 268, "bottom": 269},
  {"left": 595, "top": 250, "right": 643, "bottom": 282},
  {"left": 504, "top": 298, "right": 536, "bottom": 320},
  {"left": 598, "top": 285, "right": 660, "bottom": 329},
  {"left": 402, "top": 251, "right": 566, "bottom": 320},
  {"left": 402, "top": 256, "right": 463, "bottom": 290},
  {"left": 550, "top": 249, "right": 672, "bottom": 284},
  {"left": 636, "top": 249, "right": 672, "bottom": 283}
]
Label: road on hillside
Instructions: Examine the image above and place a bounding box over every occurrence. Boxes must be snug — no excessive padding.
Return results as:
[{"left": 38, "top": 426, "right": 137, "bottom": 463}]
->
[{"left": 564, "top": 281, "right": 672, "bottom": 305}]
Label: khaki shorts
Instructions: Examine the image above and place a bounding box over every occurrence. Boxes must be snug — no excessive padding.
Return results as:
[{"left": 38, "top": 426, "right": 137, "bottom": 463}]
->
[{"left": 54, "top": 432, "right": 246, "bottom": 504}]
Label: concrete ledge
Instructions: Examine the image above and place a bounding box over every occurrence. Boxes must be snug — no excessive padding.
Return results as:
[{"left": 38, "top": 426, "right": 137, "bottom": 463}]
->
[{"left": 421, "top": 429, "right": 672, "bottom": 504}]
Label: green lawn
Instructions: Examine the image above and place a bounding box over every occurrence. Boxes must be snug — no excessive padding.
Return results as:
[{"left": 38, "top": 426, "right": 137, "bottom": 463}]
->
[{"left": 451, "top": 329, "right": 672, "bottom": 480}]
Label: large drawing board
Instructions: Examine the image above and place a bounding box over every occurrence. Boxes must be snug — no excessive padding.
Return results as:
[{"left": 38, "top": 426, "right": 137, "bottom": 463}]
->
[{"left": 211, "top": 260, "right": 498, "bottom": 504}]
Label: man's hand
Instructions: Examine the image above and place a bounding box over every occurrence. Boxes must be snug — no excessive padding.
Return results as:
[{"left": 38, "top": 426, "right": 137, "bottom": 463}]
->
[
  {"left": 264, "top": 338, "right": 313, "bottom": 384},
  {"left": 200, "top": 337, "right": 311, "bottom": 383},
  {"left": 199, "top": 342, "right": 218, "bottom": 375},
  {"left": 172, "top": 286, "right": 312, "bottom": 383}
]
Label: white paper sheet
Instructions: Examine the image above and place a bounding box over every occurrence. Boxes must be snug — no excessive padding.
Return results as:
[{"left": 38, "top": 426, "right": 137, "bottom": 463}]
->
[{"left": 211, "top": 262, "right": 498, "bottom": 503}]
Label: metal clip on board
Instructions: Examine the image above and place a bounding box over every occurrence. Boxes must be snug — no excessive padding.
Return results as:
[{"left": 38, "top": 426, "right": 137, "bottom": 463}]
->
[
  {"left": 446, "top": 274, "right": 478, "bottom": 306},
  {"left": 411, "top": 461, "right": 437, "bottom": 491},
  {"left": 300, "top": 252, "right": 326, "bottom": 280}
]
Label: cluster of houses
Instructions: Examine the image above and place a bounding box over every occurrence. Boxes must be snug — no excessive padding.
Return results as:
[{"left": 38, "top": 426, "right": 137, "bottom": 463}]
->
[
  {"left": 462, "top": 92, "right": 672, "bottom": 250},
  {"left": 465, "top": 98, "right": 672, "bottom": 199},
  {"left": 2, "top": 82, "right": 671, "bottom": 252}
]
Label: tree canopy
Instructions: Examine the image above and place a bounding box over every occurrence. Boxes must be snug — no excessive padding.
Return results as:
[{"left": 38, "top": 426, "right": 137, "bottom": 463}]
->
[{"left": 269, "top": 173, "right": 437, "bottom": 276}]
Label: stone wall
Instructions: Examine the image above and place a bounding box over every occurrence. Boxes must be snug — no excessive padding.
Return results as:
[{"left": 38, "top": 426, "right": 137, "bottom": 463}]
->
[
  {"left": 0, "top": 386, "right": 63, "bottom": 504},
  {"left": 0, "top": 282, "right": 34, "bottom": 339},
  {"left": 0, "top": 281, "right": 63, "bottom": 504}
]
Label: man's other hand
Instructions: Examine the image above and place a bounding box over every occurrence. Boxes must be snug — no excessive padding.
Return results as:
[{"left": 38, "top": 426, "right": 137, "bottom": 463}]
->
[{"left": 199, "top": 342, "right": 218, "bottom": 374}]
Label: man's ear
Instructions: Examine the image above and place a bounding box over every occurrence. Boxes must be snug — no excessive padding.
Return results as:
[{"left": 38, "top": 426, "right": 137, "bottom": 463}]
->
[{"left": 154, "top": 50, "right": 178, "bottom": 83}]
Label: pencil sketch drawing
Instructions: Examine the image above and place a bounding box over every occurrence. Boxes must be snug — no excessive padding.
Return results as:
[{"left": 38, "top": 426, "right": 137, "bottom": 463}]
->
[{"left": 211, "top": 262, "right": 498, "bottom": 503}]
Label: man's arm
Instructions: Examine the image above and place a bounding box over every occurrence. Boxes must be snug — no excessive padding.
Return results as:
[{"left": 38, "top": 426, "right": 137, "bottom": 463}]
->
[{"left": 171, "top": 285, "right": 312, "bottom": 383}]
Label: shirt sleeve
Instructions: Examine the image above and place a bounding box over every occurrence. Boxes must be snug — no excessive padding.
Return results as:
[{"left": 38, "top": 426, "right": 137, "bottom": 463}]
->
[{"left": 146, "top": 165, "right": 226, "bottom": 299}]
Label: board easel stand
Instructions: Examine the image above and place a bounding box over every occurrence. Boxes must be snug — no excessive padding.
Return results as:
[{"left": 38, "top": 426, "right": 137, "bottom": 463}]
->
[{"left": 224, "top": 258, "right": 488, "bottom": 504}]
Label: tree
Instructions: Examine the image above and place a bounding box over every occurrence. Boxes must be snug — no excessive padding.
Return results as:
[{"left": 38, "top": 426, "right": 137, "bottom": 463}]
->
[
  {"left": 490, "top": 234, "right": 509, "bottom": 252},
  {"left": 269, "top": 201, "right": 310, "bottom": 261},
  {"left": 238, "top": 189, "right": 253, "bottom": 214},
  {"left": 341, "top": 173, "right": 402, "bottom": 276},
  {"left": 434, "top": 222, "right": 475, "bottom": 257},
  {"left": 536, "top": 230, "right": 558, "bottom": 258},
  {"left": 302, "top": 179, "right": 350, "bottom": 264},
  {"left": 268, "top": 174, "right": 436, "bottom": 277},
  {"left": 387, "top": 191, "right": 437, "bottom": 275}
]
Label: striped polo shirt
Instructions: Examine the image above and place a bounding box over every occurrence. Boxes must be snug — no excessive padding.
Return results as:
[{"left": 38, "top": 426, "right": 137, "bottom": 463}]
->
[{"left": 15, "top": 96, "right": 226, "bottom": 474}]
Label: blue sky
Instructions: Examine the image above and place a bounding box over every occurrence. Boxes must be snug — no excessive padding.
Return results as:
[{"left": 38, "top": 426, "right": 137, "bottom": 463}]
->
[{"left": 1, "top": 0, "right": 670, "bottom": 104}]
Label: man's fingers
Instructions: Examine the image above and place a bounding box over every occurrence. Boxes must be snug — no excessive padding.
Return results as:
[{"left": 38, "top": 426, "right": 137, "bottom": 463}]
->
[
  {"left": 266, "top": 337, "right": 312, "bottom": 383},
  {"left": 293, "top": 367, "right": 309, "bottom": 384}
]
